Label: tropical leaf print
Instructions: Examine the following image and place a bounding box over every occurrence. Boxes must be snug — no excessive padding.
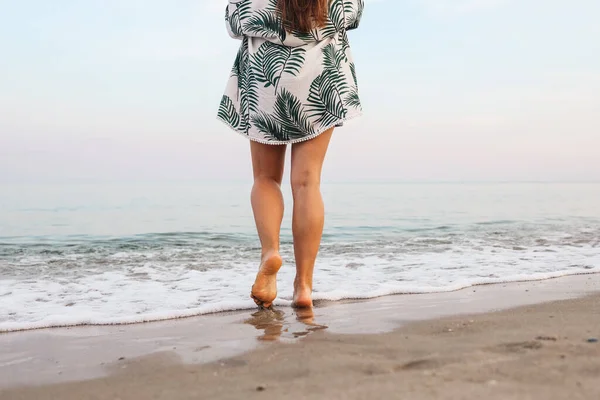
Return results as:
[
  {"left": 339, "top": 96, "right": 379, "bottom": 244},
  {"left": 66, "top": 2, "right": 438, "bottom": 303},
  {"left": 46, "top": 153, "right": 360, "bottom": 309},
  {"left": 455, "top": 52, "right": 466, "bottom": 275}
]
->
[
  {"left": 237, "top": 37, "right": 259, "bottom": 133},
  {"left": 294, "top": 29, "right": 320, "bottom": 43},
  {"left": 344, "top": 88, "right": 361, "bottom": 109},
  {"left": 307, "top": 72, "right": 347, "bottom": 128},
  {"left": 239, "top": 72, "right": 258, "bottom": 132},
  {"left": 243, "top": 9, "right": 286, "bottom": 43},
  {"left": 231, "top": 44, "right": 243, "bottom": 78},
  {"left": 236, "top": 0, "right": 253, "bottom": 18},
  {"left": 272, "top": 89, "right": 314, "bottom": 138},
  {"left": 346, "top": 63, "right": 362, "bottom": 110},
  {"left": 228, "top": 0, "right": 252, "bottom": 37},
  {"left": 345, "top": 0, "right": 364, "bottom": 30},
  {"left": 340, "top": 31, "right": 351, "bottom": 63},
  {"left": 322, "top": 43, "right": 345, "bottom": 71},
  {"left": 306, "top": 41, "right": 353, "bottom": 128},
  {"left": 218, "top": 95, "right": 241, "bottom": 130},
  {"left": 320, "top": 0, "right": 346, "bottom": 39},
  {"left": 226, "top": 5, "right": 242, "bottom": 37},
  {"left": 225, "top": 6, "right": 232, "bottom": 32},
  {"left": 251, "top": 42, "right": 306, "bottom": 90},
  {"left": 322, "top": 43, "right": 350, "bottom": 95},
  {"left": 252, "top": 112, "right": 287, "bottom": 141},
  {"left": 343, "top": 0, "right": 355, "bottom": 17},
  {"left": 265, "top": 0, "right": 278, "bottom": 11},
  {"left": 350, "top": 62, "right": 358, "bottom": 87},
  {"left": 252, "top": 89, "right": 313, "bottom": 141},
  {"left": 345, "top": 63, "right": 361, "bottom": 109}
]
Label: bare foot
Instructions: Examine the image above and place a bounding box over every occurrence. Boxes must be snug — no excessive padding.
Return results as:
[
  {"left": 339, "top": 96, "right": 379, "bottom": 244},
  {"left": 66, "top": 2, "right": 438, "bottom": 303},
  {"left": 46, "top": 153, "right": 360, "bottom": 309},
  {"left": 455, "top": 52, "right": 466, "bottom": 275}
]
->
[
  {"left": 292, "top": 284, "right": 313, "bottom": 309},
  {"left": 250, "top": 251, "right": 282, "bottom": 309}
]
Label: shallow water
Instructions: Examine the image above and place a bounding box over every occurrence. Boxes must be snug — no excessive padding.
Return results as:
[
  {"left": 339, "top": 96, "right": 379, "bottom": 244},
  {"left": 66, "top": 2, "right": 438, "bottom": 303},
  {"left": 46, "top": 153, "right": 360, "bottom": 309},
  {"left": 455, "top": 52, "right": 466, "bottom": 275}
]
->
[
  {"left": 1, "top": 274, "right": 598, "bottom": 388},
  {"left": 1, "top": 182, "right": 599, "bottom": 331}
]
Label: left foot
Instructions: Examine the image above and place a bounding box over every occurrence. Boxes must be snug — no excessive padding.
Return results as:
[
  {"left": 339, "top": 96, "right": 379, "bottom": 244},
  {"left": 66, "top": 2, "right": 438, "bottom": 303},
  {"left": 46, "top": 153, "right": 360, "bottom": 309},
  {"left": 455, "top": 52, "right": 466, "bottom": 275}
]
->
[{"left": 250, "top": 251, "right": 283, "bottom": 309}]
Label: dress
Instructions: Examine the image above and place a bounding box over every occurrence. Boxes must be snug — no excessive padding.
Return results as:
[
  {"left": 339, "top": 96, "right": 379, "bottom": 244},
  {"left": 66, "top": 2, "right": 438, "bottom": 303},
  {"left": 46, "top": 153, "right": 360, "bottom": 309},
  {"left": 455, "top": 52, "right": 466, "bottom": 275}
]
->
[{"left": 217, "top": 0, "right": 364, "bottom": 145}]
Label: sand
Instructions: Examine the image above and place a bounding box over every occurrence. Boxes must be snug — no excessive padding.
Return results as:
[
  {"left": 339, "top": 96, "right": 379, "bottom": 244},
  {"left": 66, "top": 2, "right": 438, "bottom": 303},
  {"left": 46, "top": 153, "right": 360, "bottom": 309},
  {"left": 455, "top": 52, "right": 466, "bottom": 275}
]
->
[{"left": 1, "top": 276, "right": 599, "bottom": 399}]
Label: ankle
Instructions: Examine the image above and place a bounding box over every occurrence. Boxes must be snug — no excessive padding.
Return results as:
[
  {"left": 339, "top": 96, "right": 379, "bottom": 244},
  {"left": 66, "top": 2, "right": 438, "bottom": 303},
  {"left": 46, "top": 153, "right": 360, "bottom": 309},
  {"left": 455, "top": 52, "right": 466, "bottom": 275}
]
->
[
  {"left": 294, "top": 280, "right": 312, "bottom": 293},
  {"left": 261, "top": 249, "right": 280, "bottom": 260}
]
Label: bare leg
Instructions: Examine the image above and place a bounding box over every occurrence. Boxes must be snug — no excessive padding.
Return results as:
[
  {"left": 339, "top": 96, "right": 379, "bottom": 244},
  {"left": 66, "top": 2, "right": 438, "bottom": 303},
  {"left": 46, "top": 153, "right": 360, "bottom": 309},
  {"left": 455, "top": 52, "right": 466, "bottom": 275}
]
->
[
  {"left": 290, "top": 128, "right": 334, "bottom": 308},
  {"left": 249, "top": 141, "right": 286, "bottom": 308}
]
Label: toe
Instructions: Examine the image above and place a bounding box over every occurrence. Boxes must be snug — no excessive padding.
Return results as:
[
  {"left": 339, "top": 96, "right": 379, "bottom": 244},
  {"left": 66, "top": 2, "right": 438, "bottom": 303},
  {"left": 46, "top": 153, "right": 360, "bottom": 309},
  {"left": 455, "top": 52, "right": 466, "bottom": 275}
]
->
[{"left": 251, "top": 294, "right": 262, "bottom": 306}]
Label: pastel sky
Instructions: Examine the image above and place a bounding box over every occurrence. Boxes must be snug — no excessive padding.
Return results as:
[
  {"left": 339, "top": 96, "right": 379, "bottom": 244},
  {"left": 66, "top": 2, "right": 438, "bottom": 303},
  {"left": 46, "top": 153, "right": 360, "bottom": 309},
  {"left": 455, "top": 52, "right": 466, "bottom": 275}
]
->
[{"left": 1, "top": 0, "right": 598, "bottom": 183}]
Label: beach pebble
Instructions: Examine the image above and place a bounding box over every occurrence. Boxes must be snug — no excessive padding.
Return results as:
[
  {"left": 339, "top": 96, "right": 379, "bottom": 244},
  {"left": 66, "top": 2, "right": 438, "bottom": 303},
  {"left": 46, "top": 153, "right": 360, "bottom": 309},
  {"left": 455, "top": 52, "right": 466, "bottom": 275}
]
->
[
  {"left": 256, "top": 386, "right": 266, "bottom": 392},
  {"left": 118, "top": 357, "right": 126, "bottom": 361},
  {"left": 587, "top": 338, "right": 598, "bottom": 343}
]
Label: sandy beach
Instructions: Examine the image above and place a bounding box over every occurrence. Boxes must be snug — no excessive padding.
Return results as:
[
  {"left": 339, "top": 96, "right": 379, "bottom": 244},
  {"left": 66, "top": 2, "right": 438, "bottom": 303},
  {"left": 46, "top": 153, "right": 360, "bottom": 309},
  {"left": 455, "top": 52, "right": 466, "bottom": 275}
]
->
[{"left": 1, "top": 274, "right": 599, "bottom": 399}]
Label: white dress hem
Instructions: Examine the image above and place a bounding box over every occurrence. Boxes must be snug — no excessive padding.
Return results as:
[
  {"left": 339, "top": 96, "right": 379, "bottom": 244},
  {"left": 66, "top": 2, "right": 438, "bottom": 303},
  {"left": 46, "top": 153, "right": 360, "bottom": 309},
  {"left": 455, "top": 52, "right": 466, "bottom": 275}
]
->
[{"left": 216, "top": 111, "right": 363, "bottom": 145}]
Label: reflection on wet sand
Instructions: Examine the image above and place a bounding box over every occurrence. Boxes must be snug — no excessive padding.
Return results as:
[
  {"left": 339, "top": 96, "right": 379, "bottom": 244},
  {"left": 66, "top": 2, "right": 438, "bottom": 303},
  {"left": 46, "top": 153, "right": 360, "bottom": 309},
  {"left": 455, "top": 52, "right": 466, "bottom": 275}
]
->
[{"left": 244, "top": 308, "right": 328, "bottom": 341}]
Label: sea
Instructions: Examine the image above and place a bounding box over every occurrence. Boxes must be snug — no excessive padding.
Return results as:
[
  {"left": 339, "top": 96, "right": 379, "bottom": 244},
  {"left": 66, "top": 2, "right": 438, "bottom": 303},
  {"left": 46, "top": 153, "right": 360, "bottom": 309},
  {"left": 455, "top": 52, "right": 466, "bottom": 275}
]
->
[{"left": 1, "top": 182, "right": 599, "bottom": 332}]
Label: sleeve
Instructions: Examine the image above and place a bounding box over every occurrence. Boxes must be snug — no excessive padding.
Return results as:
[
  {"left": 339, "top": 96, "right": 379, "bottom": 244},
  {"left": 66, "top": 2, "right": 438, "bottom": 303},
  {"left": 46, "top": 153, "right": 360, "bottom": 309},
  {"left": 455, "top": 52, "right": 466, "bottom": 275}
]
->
[
  {"left": 225, "top": 1, "right": 244, "bottom": 40},
  {"left": 346, "top": 0, "right": 364, "bottom": 31}
]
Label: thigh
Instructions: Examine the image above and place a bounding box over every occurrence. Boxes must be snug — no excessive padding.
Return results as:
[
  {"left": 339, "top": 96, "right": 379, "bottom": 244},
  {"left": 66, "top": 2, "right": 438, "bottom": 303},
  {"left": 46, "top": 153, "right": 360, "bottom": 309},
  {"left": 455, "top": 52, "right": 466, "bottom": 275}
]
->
[
  {"left": 250, "top": 141, "right": 287, "bottom": 184},
  {"left": 290, "top": 128, "right": 334, "bottom": 184}
]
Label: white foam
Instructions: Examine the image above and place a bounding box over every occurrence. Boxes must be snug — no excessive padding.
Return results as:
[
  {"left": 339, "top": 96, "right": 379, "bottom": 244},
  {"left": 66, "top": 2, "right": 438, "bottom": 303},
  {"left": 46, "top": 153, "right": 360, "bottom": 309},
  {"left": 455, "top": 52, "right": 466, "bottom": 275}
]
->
[
  {"left": 309, "top": 269, "right": 600, "bottom": 301},
  {"left": 1, "top": 249, "right": 599, "bottom": 333},
  {"left": 0, "top": 301, "right": 255, "bottom": 333}
]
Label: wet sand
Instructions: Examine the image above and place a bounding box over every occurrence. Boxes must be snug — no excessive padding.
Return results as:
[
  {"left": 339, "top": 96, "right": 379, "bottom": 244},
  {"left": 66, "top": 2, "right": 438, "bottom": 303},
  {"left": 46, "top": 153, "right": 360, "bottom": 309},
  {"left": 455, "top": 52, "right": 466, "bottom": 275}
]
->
[{"left": 1, "top": 274, "right": 599, "bottom": 399}]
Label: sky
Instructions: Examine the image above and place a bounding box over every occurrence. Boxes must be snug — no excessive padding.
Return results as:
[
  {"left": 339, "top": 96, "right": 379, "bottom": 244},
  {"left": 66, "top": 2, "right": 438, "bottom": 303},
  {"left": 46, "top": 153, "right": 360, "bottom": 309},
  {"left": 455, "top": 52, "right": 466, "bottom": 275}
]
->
[{"left": 0, "top": 0, "right": 599, "bottom": 183}]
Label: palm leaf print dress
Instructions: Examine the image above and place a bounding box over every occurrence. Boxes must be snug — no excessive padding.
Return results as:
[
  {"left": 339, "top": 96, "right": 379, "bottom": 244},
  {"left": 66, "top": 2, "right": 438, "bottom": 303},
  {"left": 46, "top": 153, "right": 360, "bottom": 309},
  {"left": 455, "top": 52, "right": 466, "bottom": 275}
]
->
[{"left": 218, "top": 0, "right": 364, "bottom": 144}]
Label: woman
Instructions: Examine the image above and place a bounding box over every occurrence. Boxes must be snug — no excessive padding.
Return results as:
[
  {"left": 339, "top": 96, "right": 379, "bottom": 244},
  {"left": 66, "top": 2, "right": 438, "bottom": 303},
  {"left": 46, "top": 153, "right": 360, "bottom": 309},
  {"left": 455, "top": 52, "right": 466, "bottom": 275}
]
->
[{"left": 218, "top": 0, "right": 364, "bottom": 309}]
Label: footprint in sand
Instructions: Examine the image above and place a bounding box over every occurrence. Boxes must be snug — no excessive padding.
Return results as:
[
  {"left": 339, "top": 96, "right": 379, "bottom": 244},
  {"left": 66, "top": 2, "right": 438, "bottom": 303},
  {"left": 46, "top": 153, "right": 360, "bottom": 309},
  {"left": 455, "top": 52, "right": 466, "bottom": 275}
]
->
[{"left": 490, "top": 341, "right": 543, "bottom": 353}]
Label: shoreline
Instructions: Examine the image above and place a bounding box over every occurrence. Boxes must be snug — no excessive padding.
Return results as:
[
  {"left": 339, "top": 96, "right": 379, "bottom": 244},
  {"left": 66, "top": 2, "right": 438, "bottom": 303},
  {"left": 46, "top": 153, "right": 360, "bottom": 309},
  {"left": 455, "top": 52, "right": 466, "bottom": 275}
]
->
[
  {"left": 0, "top": 273, "right": 598, "bottom": 393},
  {"left": 2, "top": 270, "right": 599, "bottom": 334},
  {"left": 2, "top": 284, "right": 598, "bottom": 399}
]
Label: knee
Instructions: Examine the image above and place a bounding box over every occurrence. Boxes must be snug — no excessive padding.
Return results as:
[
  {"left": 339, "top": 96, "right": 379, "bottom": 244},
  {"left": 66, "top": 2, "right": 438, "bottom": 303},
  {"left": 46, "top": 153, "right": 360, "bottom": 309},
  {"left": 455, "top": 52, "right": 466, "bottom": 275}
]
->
[
  {"left": 291, "top": 169, "right": 320, "bottom": 195},
  {"left": 254, "top": 175, "right": 281, "bottom": 188}
]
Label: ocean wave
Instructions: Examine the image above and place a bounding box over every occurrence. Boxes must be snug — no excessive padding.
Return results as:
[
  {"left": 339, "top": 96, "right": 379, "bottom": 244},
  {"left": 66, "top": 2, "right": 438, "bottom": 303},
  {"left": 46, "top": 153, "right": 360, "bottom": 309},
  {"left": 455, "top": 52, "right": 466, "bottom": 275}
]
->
[{"left": 1, "top": 220, "right": 599, "bottom": 333}]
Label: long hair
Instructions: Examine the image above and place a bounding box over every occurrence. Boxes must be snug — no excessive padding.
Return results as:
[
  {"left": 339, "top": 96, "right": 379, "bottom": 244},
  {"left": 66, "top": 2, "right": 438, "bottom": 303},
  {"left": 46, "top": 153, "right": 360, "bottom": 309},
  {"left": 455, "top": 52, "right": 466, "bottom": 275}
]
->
[{"left": 277, "top": 0, "right": 329, "bottom": 33}]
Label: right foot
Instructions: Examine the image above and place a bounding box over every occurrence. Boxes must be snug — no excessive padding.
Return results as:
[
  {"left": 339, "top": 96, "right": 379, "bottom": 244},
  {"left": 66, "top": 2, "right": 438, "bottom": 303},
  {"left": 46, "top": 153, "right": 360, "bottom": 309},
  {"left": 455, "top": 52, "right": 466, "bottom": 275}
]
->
[
  {"left": 250, "top": 251, "right": 283, "bottom": 309},
  {"left": 292, "top": 284, "right": 313, "bottom": 309}
]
